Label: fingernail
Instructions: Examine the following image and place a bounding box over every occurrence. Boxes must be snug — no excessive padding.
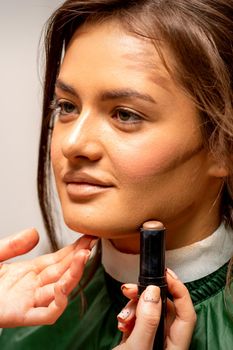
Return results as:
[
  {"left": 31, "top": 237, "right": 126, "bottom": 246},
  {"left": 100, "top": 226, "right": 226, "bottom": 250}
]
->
[
  {"left": 117, "top": 308, "right": 131, "bottom": 321},
  {"left": 143, "top": 286, "right": 160, "bottom": 303},
  {"left": 90, "top": 239, "right": 98, "bottom": 249},
  {"left": 167, "top": 268, "right": 179, "bottom": 279},
  {"left": 121, "top": 283, "right": 135, "bottom": 291}
]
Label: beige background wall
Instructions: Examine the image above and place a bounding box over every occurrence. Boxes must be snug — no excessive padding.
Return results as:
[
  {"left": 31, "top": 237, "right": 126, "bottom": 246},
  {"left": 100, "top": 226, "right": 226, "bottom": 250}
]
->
[{"left": 0, "top": 0, "right": 78, "bottom": 259}]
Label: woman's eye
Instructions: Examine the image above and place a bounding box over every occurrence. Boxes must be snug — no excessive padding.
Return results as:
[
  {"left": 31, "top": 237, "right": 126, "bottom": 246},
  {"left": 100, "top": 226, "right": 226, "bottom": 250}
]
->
[
  {"left": 56, "top": 101, "right": 77, "bottom": 116},
  {"left": 50, "top": 99, "right": 79, "bottom": 123},
  {"left": 113, "top": 109, "right": 143, "bottom": 124}
]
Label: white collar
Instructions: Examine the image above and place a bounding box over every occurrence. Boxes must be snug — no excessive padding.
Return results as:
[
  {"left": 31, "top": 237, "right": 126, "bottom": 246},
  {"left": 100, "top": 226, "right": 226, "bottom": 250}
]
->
[{"left": 101, "top": 223, "right": 233, "bottom": 283}]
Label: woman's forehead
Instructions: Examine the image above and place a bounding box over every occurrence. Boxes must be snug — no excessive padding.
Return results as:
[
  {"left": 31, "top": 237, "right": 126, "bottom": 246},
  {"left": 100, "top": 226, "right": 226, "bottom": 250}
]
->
[
  {"left": 62, "top": 19, "right": 174, "bottom": 92},
  {"left": 68, "top": 21, "right": 168, "bottom": 67}
]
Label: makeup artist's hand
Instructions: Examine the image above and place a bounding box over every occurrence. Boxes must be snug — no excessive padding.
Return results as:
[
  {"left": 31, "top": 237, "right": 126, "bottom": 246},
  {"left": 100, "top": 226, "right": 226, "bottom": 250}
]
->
[
  {"left": 0, "top": 228, "right": 95, "bottom": 327},
  {"left": 113, "top": 269, "right": 196, "bottom": 350}
]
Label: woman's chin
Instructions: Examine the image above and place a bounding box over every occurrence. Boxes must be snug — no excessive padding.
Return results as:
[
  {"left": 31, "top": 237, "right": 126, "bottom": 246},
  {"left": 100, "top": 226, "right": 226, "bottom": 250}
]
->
[
  {"left": 64, "top": 220, "right": 139, "bottom": 240},
  {"left": 65, "top": 221, "right": 109, "bottom": 238}
]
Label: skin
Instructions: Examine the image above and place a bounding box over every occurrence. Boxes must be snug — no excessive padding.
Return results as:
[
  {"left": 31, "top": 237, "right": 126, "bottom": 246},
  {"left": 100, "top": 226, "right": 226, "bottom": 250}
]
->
[
  {"left": 51, "top": 20, "right": 227, "bottom": 253},
  {"left": 0, "top": 229, "right": 95, "bottom": 327}
]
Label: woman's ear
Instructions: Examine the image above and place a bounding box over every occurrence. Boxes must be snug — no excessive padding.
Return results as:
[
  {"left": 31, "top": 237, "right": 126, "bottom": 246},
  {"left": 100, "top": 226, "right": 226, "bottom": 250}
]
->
[{"left": 207, "top": 158, "right": 229, "bottom": 178}]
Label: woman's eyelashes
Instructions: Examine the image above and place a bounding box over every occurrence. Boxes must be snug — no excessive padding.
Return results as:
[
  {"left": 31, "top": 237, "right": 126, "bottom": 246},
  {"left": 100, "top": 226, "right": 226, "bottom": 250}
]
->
[
  {"left": 50, "top": 98, "right": 79, "bottom": 121},
  {"left": 112, "top": 108, "right": 144, "bottom": 125},
  {"left": 57, "top": 101, "right": 78, "bottom": 116},
  {"left": 50, "top": 98, "right": 144, "bottom": 128}
]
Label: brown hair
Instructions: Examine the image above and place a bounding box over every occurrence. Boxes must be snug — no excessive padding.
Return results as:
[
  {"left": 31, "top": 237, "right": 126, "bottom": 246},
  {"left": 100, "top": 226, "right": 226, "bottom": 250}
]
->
[{"left": 37, "top": 0, "right": 233, "bottom": 281}]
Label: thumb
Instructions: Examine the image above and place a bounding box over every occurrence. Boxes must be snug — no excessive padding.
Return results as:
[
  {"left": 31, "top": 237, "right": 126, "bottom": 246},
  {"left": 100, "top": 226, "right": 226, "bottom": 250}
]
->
[{"left": 126, "top": 286, "right": 161, "bottom": 349}]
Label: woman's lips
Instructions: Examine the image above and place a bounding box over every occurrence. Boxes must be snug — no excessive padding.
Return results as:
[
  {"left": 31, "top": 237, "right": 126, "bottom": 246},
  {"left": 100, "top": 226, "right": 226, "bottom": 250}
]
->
[
  {"left": 63, "top": 171, "right": 114, "bottom": 200},
  {"left": 66, "top": 182, "right": 112, "bottom": 199}
]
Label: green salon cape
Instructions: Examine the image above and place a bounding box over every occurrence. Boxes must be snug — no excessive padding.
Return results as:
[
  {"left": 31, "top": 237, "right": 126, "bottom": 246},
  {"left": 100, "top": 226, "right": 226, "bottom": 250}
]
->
[{"left": 0, "top": 263, "right": 233, "bottom": 349}]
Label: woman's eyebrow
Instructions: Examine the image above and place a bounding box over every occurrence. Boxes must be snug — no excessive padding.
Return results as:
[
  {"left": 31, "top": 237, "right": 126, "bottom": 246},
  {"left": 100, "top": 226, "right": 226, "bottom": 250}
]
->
[
  {"left": 100, "top": 89, "right": 156, "bottom": 104},
  {"left": 55, "top": 79, "right": 78, "bottom": 97},
  {"left": 55, "top": 79, "right": 156, "bottom": 104}
]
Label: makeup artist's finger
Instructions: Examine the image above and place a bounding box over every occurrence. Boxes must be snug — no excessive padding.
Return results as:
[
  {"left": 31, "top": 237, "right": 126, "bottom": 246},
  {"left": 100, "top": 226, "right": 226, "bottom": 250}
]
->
[
  {"left": 120, "top": 330, "right": 132, "bottom": 344},
  {"left": 34, "top": 283, "right": 55, "bottom": 307},
  {"left": 33, "top": 235, "right": 95, "bottom": 273},
  {"left": 38, "top": 249, "right": 77, "bottom": 286},
  {"left": 166, "top": 269, "right": 196, "bottom": 349},
  {"left": 37, "top": 236, "right": 95, "bottom": 285},
  {"left": 57, "top": 249, "right": 91, "bottom": 296},
  {"left": 121, "top": 283, "right": 138, "bottom": 300},
  {"left": 32, "top": 244, "right": 77, "bottom": 274},
  {"left": 35, "top": 249, "right": 91, "bottom": 306},
  {"left": 24, "top": 283, "right": 68, "bottom": 326},
  {"left": 118, "top": 318, "right": 135, "bottom": 336},
  {"left": 166, "top": 297, "right": 176, "bottom": 330},
  {"left": 166, "top": 269, "right": 196, "bottom": 322},
  {"left": 117, "top": 299, "right": 137, "bottom": 332},
  {"left": 125, "top": 286, "right": 161, "bottom": 349},
  {"left": 73, "top": 235, "right": 98, "bottom": 252},
  {"left": 0, "top": 228, "right": 39, "bottom": 261}
]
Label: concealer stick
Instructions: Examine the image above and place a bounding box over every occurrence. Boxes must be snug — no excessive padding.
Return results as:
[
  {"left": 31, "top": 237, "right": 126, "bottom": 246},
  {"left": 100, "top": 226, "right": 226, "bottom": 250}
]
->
[{"left": 138, "top": 220, "right": 167, "bottom": 350}]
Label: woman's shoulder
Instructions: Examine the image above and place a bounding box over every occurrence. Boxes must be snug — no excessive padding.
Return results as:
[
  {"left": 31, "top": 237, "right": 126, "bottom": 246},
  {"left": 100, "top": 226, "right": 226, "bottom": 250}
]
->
[{"left": 187, "top": 263, "right": 233, "bottom": 349}]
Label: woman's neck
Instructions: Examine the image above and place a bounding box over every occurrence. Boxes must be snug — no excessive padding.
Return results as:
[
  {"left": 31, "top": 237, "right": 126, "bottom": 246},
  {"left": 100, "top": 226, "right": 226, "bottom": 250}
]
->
[
  {"left": 111, "top": 203, "right": 221, "bottom": 253},
  {"left": 102, "top": 222, "right": 233, "bottom": 283}
]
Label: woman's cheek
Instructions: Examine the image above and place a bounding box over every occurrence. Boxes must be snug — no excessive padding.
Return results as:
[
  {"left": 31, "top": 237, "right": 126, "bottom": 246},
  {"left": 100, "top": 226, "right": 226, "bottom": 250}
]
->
[
  {"left": 50, "top": 139, "right": 63, "bottom": 183},
  {"left": 112, "top": 143, "right": 178, "bottom": 181}
]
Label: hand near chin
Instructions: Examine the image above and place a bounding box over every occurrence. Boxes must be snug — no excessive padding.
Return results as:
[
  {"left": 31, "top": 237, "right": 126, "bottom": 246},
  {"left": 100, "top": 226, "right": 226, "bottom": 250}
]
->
[
  {"left": 113, "top": 270, "right": 196, "bottom": 350},
  {"left": 0, "top": 228, "right": 95, "bottom": 327}
]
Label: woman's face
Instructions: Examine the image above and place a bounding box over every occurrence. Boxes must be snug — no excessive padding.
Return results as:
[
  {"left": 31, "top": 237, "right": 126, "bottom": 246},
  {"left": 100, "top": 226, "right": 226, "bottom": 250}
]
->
[{"left": 51, "top": 20, "right": 221, "bottom": 251}]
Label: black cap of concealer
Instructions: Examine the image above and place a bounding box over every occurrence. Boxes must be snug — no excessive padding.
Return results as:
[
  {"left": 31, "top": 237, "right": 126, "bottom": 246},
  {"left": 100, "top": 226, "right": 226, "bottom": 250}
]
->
[
  {"left": 138, "top": 220, "right": 167, "bottom": 349},
  {"left": 138, "top": 220, "right": 166, "bottom": 294}
]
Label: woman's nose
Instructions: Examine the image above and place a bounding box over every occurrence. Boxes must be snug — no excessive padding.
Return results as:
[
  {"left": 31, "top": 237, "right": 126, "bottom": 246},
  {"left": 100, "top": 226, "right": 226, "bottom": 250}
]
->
[{"left": 61, "top": 113, "right": 103, "bottom": 163}]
